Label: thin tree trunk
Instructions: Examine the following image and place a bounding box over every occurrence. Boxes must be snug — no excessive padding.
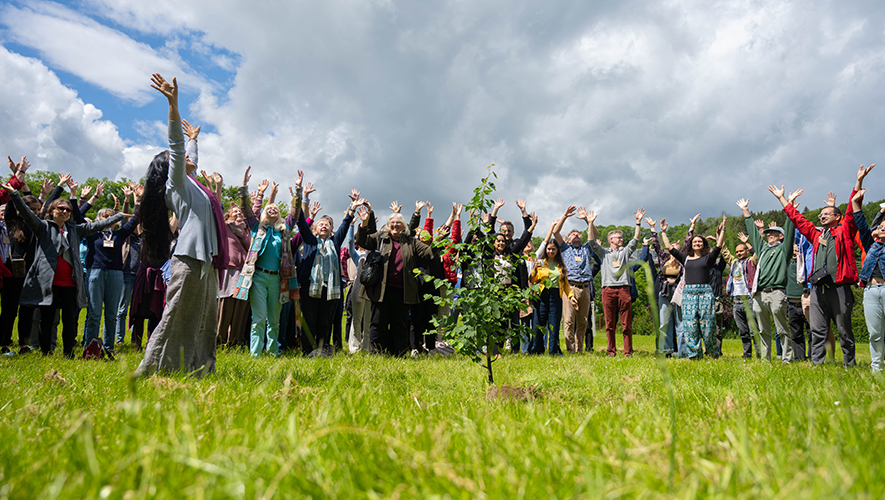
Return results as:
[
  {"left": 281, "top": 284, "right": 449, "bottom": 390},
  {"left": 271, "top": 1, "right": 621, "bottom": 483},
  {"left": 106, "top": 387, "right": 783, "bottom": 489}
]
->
[{"left": 485, "top": 331, "right": 494, "bottom": 385}]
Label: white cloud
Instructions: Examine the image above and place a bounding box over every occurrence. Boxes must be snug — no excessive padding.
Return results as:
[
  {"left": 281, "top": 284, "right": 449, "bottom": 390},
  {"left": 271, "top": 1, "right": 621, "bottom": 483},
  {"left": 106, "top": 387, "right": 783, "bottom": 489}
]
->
[
  {"left": 0, "top": 46, "right": 157, "bottom": 181},
  {"left": 7, "top": 0, "right": 885, "bottom": 229},
  {"left": 0, "top": 1, "right": 205, "bottom": 104}
]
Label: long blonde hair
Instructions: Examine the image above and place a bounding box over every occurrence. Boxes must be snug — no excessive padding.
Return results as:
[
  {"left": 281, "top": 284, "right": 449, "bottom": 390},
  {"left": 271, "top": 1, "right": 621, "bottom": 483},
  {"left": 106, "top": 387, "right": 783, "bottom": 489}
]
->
[{"left": 259, "top": 204, "right": 287, "bottom": 232}]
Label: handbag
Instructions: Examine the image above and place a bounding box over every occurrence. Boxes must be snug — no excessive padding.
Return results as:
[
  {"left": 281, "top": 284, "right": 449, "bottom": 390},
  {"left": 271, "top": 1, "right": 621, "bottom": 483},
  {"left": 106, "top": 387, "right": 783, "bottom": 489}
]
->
[
  {"left": 808, "top": 266, "right": 833, "bottom": 287},
  {"left": 10, "top": 258, "right": 26, "bottom": 279},
  {"left": 359, "top": 241, "right": 385, "bottom": 286}
]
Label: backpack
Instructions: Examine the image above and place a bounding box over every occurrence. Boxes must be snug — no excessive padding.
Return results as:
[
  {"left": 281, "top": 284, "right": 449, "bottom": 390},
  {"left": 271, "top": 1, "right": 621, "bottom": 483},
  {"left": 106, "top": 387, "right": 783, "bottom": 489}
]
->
[{"left": 82, "top": 339, "right": 115, "bottom": 361}]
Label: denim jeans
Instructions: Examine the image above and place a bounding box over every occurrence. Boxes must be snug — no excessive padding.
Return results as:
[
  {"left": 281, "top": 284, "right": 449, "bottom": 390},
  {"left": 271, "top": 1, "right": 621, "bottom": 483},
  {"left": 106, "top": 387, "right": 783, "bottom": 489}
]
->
[
  {"left": 659, "top": 294, "right": 682, "bottom": 354},
  {"left": 84, "top": 268, "right": 124, "bottom": 349},
  {"left": 863, "top": 284, "right": 885, "bottom": 372},
  {"left": 115, "top": 274, "right": 136, "bottom": 344},
  {"left": 249, "top": 270, "right": 282, "bottom": 357},
  {"left": 534, "top": 288, "right": 563, "bottom": 355}
]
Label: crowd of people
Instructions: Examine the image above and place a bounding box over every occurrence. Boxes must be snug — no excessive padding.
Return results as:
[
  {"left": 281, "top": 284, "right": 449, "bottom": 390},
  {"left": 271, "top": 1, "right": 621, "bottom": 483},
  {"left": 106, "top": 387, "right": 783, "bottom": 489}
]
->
[{"left": 1, "top": 73, "right": 883, "bottom": 375}]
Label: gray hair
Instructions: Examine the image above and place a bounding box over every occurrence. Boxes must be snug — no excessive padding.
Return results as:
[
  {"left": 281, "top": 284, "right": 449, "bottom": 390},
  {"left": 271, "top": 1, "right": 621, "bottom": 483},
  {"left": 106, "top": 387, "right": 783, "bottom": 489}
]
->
[
  {"left": 386, "top": 212, "right": 406, "bottom": 229},
  {"left": 97, "top": 208, "right": 114, "bottom": 220},
  {"left": 607, "top": 229, "right": 623, "bottom": 240}
]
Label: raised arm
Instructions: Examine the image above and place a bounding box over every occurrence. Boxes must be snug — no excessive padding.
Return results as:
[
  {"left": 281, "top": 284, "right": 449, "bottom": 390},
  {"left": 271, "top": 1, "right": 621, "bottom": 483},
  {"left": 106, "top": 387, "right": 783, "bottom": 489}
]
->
[
  {"left": 853, "top": 189, "right": 874, "bottom": 251},
  {"left": 150, "top": 74, "right": 186, "bottom": 189},
  {"left": 856, "top": 164, "right": 875, "bottom": 192},
  {"left": 631, "top": 207, "right": 645, "bottom": 244},
  {"left": 552, "top": 205, "right": 576, "bottom": 246},
  {"left": 183, "top": 119, "right": 201, "bottom": 167}
]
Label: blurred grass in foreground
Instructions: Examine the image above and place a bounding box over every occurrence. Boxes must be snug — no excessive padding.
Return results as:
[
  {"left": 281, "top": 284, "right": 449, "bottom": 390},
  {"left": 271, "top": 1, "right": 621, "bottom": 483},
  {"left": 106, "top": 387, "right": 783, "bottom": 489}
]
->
[{"left": 0, "top": 336, "right": 882, "bottom": 499}]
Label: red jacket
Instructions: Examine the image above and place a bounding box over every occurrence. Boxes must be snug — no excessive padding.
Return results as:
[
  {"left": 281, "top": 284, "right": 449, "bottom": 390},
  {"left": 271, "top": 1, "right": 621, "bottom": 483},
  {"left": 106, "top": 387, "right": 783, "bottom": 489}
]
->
[
  {"left": 783, "top": 190, "right": 858, "bottom": 285},
  {"left": 440, "top": 220, "right": 461, "bottom": 285}
]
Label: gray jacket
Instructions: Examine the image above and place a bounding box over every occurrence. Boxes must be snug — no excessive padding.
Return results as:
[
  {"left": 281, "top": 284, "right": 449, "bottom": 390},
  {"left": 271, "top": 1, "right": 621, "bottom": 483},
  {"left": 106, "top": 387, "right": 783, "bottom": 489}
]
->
[
  {"left": 165, "top": 119, "right": 218, "bottom": 274},
  {"left": 10, "top": 191, "right": 124, "bottom": 308}
]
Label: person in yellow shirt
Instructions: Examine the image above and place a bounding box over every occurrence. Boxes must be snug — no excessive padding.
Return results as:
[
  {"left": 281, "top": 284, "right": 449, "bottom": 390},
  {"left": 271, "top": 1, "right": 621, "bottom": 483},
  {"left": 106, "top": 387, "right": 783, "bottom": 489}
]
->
[{"left": 530, "top": 220, "right": 578, "bottom": 355}]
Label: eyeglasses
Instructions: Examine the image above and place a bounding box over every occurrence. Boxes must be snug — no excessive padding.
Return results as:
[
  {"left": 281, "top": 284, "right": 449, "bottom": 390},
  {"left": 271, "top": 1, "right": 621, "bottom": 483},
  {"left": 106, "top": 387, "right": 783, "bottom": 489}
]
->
[{"left": 55, "top": 207, "right": 71, "bottom": 213}]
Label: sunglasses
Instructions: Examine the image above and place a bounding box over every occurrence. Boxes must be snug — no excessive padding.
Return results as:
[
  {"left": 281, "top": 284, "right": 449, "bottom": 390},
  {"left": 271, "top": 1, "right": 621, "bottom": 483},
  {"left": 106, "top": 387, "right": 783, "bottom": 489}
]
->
[{"left": 55, "top": 207, "right": 71, "bottom": 213}]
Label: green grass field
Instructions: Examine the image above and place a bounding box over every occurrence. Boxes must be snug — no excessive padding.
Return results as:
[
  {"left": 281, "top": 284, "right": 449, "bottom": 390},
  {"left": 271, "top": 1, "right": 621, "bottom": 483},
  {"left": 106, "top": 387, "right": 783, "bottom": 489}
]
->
[{"left": 1, "top": 333, "right": 883, "bottom": 499}]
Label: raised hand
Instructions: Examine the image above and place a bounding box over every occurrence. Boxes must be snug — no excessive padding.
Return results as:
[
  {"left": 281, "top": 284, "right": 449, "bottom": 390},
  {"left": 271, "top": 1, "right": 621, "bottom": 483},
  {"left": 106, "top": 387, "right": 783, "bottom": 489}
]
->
[
  {"left": 858, "top": 164, "right": 876, "bottom": 183},
  {"left": 415, "top": 200, "right": 426, "bottom": 212},
  {"left": 586, "top": 210, "right": 598, "bottom": 224},
  {"left": 768, "top": 220, "right": 776, "bottom": 228},
  {"left": 660, "top": 218, "right": 668, "bottom": 232},
  {"left": 562, "top": 205, "right": 577, "bottom": 219},
  {"left": 427, "top": 203, "right": 434, "bottom": 217},
  {"left": 68, "top": 180, "right": 79, "bottom": 198},
  {"left": 493, "top": 198, "right": 505, "bottom": 210},
  {"left": 737, "top": 231, "right": 749, "bottom": 243},
  {"left": 515, "top": 198, "right": 527, "bottom": 215},
  {"left": 690, "top": 213, "right": 701, "bottom": 225},
  {"left": 787, "top": 188, "right": 803, "bottom": 205},
  {"left": 6, "top": 156, "right": 15, "bottom": 174},
  {"left": 257, "top": 179, "right": 269, "bottom": 193},
  {"left": 389, "top": 201, "right": 402, "bottom": 213},
  {"left": 150, "top": 73, "right": 177, "bottom": 102},
  {"left": 80, "top": 185, "right": 93, "bottom": 199},
  {"left": 134, "top": 185, "right": 145, "bottom": 202},
  {"left": 351, "top": 197, "right": 367, "bottom": 209},
  {"left": 528, "top": 212, "right": 538, "bottom": 229},
  {"left": 825, "top": 192, "right": 837, "bottom": 207},
  {"left": 347, "top": 189, "right": 360, "bottom": 202},
  {"left": 634, "top": 207, "right": 645, "bottom": 222},
  {"left": 40, "top": 178, "right": 54, "bottom": 198},
  {"left": 182, "top": 119, "right": 201, "bottom": 141},
  {"left": 736, "top": 198, "right": 749, "bottom": 212},
  {"left": 212, "top": 172, "right": 223, "bottom": 186},
  {"left": 643, "top": 237, "right": 652, "bottom": 246},
  {"left": 310, "top": 201, "right": 322, "bottom": 218},
  {"left": 576, "top": 206, "right": 588, "bottom": 221},
  {"left": 303, "top": 182, "right": 316, "bottom": 197},
  {"left": 767, "top": 184, "right": 785, "bottom": 199},
  {"left": 644, "top": 216, "right": 657, "bottom": 229},
  {"left": 243, "top": 166, "right": 252, "bottom": 187},
  {"left": 853, "top": 189, "right": 865, "bottom": 203},
  {"left": 57, "top": 172, "right": 72, "bottom": 187},
  {"left": 294, "top": 170, "right": 304, "bottom": 188},
  {"left": 122, "top": 184, "right": 134, "bottom": 197},
  {"left": 270, "top": 181, "right": 279, "bottom": 196},
  {"left": 754, "top": 219, "right": 764, "bottom": 230},
  {"left": 112, "top": 193, "right": 120, "bottom": 211},
  {"left": 357, "top": 206, "right": 370, "bottom": 223}
]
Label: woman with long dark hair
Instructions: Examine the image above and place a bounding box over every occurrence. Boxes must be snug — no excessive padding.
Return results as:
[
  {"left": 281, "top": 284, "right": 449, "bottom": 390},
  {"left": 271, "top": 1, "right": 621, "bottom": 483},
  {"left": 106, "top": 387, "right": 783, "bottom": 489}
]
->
[
  {"left": 661, "top": 220, "right": 726, "bottom": 359},
  {"left": 1, "top": 179, "right": 126, "bottom": 356},
  {"left": 135, "top": 74, "right": 228, "bottom": 377}
]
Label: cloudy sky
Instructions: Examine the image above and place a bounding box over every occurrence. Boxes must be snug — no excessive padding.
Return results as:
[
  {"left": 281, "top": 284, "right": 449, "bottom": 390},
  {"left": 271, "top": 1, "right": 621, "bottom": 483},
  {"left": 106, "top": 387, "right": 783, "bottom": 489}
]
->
[{"left": 1, "top": 0, "right": 883, "bottom": 232}]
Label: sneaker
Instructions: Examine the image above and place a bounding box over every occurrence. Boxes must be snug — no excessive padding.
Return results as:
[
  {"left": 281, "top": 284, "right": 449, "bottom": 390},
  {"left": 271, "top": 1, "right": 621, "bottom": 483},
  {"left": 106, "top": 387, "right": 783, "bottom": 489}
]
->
[
  {"left": 410, "top": 349, "right": 420, "bottom": 358},
  {"left": 321, "top": 345, "right": 335, "bottom": 358},
  {"left": 18, "top": 346, "right": 32, "bottom": 355}
]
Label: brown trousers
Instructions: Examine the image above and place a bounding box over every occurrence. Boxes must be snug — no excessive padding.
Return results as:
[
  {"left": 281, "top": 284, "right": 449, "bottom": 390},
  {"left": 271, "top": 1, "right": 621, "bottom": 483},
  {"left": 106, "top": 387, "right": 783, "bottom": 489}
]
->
[{"left": 602, "top": 286, "right": 633, "bottom": 355}]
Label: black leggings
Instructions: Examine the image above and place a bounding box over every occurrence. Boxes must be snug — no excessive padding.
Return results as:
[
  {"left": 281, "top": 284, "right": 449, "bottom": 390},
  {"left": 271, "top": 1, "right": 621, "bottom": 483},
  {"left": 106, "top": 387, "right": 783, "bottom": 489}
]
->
[
  {"left": 0, "top": 277, "right": 34, "bottom": 348},
  {"left": 38, "top": 285, "right": 79, "bottom": 356}
]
